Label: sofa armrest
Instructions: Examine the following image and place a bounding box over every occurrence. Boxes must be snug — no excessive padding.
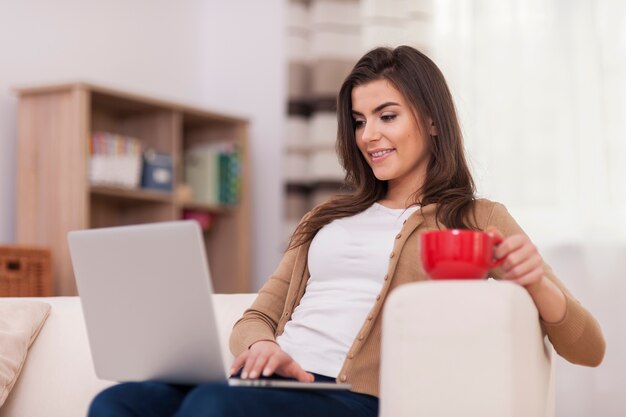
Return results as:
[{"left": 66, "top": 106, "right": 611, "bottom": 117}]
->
[{"left": 380, "top": 281, "right": 554, "bottom": 417}]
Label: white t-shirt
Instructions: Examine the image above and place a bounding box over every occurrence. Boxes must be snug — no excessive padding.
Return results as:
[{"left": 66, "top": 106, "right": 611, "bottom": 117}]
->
[{"left": 276, "top": 203, "right": 419, "bottom": 377}]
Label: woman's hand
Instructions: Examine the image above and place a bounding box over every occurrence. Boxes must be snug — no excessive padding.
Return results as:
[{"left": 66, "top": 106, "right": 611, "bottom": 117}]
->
[
  {"left": 487, "top": 226, "right": 545, "bottom": 290},
  {"left": 230, "top": 340, "right": 314, "bottom": 382},
  {"left": 487, "top": 226, "right": 566, "bottom": 323}
]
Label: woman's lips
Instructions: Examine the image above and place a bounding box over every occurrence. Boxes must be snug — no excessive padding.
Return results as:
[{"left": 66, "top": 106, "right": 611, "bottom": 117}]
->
[{"left": 369, "top": 148, "right": 395, "bottom": 163}]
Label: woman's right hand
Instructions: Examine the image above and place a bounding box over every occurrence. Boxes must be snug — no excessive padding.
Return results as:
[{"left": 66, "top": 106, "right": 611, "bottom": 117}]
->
[{"left": 229, "top": 340, "right": 314, "bottom": 382}]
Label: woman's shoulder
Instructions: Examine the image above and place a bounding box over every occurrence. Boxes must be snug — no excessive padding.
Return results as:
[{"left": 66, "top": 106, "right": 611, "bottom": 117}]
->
[
  {"left": 472, "top": 197, "right": 505, "bottom": 212},
  {"left": 470, "top": 198, "right": 511, "bottom": 229},
  {"left": 471, "top": 198, "right": 524, "bottom": 235}
]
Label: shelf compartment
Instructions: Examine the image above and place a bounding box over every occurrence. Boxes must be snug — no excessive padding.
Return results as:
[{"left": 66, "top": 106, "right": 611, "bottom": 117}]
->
[{"left": 90, "top": 193, "right": 176, "bottom": 230}]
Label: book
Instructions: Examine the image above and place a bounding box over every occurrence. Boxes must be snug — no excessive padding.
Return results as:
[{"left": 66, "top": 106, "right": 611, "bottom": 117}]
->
[
  {"left": 89, "top": 132, "right": 142, "bottom": 188},
  {"left": 184, "top": 142, "right": 241, "bottom": 206}
]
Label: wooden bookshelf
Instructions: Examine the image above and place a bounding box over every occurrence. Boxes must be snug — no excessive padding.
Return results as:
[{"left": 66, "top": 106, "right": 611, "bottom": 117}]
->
[{"left": 15, "top": 82, "right": 251, "bottom": 295}]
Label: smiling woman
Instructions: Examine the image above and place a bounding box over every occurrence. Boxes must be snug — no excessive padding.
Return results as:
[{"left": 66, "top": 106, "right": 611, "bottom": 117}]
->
[{"left": 88, "top": 45, "right": 605, "bottom": 417}]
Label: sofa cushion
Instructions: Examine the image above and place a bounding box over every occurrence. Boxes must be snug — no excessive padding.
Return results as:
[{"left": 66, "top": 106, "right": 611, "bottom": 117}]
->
[
  {"left": 0, "top": 300, "right": 51, "bottom": 406},
  {"left": 0, "top": 297, "right": 116, "bottom": 417}
]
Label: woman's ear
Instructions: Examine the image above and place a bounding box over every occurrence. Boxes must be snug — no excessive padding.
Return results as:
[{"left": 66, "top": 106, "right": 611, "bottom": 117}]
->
[{"left": 428, "top": 119, "right": 438, "bottom": 137}]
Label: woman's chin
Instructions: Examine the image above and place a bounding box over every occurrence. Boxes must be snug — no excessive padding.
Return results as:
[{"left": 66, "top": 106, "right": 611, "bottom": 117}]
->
[{"left": 372, "top": 171, "right": 393, "bottom": 181}]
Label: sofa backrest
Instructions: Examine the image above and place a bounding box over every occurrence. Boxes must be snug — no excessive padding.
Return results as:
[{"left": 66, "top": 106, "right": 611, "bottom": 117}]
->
[{"left": 212, "top": 293, "right": 258, "bottom": 368}]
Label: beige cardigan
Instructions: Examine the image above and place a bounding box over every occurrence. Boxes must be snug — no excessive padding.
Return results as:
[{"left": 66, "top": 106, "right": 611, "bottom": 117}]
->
[{"left": 229, "top": 199, "right": 606, "bottom": 397}]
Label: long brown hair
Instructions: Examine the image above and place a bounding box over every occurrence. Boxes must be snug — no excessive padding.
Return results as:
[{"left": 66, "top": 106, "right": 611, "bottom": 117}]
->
[{"left": 288, "top": 46, "right": 476, "bottom": 250}]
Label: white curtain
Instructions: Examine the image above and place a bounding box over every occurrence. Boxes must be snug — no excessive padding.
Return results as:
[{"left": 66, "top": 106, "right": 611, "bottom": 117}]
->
[
  {"left": 429, "top": 1, "right": 626, "bottom": 415},
  {"left": 430, "top": 0, "right": 626, "bottom": 243}
]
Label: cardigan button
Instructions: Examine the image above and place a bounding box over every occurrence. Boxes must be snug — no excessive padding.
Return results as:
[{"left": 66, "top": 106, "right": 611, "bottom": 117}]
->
[
  {"left": 376, "top": 294, "right": 381, "bottom": 301},
  {"left": 389, "top": 252, "right": 395, "bottom": 259},
  {"left": 403, "top": 219, "right": 407, "bottom": 225},
  {"left": 395, "top": 233, "right": 401, "bottom": 239},
  {"left": 384, "top": 274, "right": 389, "bottom": 281},
  {"left": 367, "top": 314, "right": 373, "bottom": 320},
  {"left": 340, "top": 375, "right": 347, "bottom": 382}
]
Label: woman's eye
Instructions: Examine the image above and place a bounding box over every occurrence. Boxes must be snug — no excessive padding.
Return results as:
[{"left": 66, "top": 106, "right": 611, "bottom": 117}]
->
[
  {"left": 381, "top": 114, "right": 396, "bottom": 122},
  {"left": 353, "top": 120, "right": 365, "bottom": 129}
]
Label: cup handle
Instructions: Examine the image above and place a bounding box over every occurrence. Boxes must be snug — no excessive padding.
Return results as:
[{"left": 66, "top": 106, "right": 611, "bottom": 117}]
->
[{"left": 489, "top": 234, "right": 505, "bottom": 268}]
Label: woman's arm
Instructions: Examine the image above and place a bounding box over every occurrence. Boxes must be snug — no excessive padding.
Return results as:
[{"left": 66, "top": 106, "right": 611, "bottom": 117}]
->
[
  {"left": 488, "top": 228, "right": 567, "bottom": 323},
  {"left": 228, "top": 246, "right": 297, "bottom": 356},
  {"left": 483, "top": 201, "right": 606, "bottom": 367}
]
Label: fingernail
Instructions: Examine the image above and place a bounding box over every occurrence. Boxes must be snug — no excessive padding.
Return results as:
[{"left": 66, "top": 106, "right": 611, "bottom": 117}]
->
[
  {"left": 241, "top": 372, "right": 248, "bottom": 379},
  {"left": 249, "top": 371, "right": 257, "bottom": 379},
  {"left": 262, "top": 368, "right": 271, "bottom": 376}
]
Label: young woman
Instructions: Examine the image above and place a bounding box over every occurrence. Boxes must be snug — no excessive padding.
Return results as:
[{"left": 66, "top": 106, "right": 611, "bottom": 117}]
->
[{"left": 89, "top": 45, "right": 605, "bottom": 417}]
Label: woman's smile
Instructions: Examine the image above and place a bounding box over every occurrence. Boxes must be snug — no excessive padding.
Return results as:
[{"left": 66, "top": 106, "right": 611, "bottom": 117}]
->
[{"left": 368, "top": 148, "right": 396, "bottom": 163}]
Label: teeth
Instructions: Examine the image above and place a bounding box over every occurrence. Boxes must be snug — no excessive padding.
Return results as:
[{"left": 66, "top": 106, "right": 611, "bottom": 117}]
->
[{"left": 371, "top": 149, "right": 393, "bottom": 158}]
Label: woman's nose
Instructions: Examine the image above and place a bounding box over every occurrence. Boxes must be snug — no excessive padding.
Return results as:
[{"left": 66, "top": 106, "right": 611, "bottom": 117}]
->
[{"left": 362, "top": 121, "right": 381, "bottom": 142}]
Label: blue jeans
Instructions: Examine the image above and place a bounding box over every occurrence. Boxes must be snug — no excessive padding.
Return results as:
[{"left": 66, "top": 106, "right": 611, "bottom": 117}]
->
[{"left": 88, "top": 374, "right": 378, "bottom": 417}]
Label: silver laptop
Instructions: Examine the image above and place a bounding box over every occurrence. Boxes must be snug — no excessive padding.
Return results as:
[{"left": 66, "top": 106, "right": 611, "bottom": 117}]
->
[{"left": 68, "top": 220, "right": 350, "bottom": 390}]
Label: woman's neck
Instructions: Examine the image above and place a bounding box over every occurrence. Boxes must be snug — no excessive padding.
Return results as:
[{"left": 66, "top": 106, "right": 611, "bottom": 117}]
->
[
  {"left": 378, "top": 176, "right": 424, "bottom": 209},
  {"left": 378, "top": 189, "right": 421, "bottom": 209}
]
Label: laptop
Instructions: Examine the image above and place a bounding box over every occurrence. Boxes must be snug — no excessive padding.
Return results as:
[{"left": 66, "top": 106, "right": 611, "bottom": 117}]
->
[{"left": 68, "top": 220, "right": 350, "bottom": 390}]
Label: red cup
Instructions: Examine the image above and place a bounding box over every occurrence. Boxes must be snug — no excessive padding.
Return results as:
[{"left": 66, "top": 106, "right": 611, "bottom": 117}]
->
[{"left": 420, "top": 229, "right": 504, "bottom": 280}]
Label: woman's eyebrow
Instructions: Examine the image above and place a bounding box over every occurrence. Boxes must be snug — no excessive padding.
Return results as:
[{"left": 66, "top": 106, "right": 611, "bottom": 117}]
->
[{"left": 351, "top": 101, "right": 400, "bottom": 116}]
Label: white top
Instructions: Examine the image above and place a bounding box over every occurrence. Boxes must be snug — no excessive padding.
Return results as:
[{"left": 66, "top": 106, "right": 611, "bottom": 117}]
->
[{"left": 276, "top": 203, "right": 419, "bottom": 377}]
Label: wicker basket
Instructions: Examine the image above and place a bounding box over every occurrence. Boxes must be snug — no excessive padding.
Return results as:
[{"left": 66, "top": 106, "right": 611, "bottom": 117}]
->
[{"left": 0, "top": 245, "right": 53, "bottom": 297}]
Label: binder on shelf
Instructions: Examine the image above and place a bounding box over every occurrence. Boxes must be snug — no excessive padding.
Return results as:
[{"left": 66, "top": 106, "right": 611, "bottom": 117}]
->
[{"left": 141, "top": 150, "right": 174, "bottom": 192}]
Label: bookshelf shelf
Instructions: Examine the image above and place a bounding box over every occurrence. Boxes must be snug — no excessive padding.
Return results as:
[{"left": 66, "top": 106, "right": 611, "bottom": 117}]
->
[
  {"left": 178, "top": 200, "right": 233, "bottom": 214},
  {"left": 90, "top": 185, "right": 173, "bottom": 203},
  {"left": 16, "top": 82, "right": 251, "bottom": 295}
]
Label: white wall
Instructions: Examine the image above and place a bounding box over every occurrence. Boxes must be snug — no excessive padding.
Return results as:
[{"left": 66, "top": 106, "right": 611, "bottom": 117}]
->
[{"left": 0, "top": 0, "right": 286, "bottom": 290}]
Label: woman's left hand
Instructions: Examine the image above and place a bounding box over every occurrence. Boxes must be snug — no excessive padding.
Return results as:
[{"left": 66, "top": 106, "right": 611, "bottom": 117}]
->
[
  {"left": 487, "top": 227, "right": 567, "bottom": 323},
  {"left": 487, "top": 226, "right": 544, "bottom": 290}
]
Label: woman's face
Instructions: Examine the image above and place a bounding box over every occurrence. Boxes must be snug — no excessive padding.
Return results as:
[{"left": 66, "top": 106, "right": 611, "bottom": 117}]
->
[{"left": 351, "top": 79, "right": 434, "bottom": 191}]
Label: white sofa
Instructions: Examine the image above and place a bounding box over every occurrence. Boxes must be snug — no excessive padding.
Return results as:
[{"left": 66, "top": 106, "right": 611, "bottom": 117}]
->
[{"left": 0, "top": 281, "right": 554, "bottom": 417}]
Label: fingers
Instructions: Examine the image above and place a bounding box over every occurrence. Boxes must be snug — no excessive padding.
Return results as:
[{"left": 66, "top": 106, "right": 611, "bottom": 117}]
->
[
  {"left": 262, "top": 351, "right": 313, "bottom": 382},
  {"left": 234, "top": 342, "right": 312, "bottom": 382},
  {"left": 231, "top": 341, "right": 313, "bottom": 383},
  {"left": 296, "top": 370, "right": 315, "bottom": 383},
  {"left": 486, "top": 226, "right": 504, "bottom": 240},
  {"left": 279, "top": 361, "right": 315, "bottom": 382},
  {"left": 486, "top": 227, "right": 506, "bottom": 263},
  {"left": 233, "top": 341, "right": 278, "bottom": 379},
  {"left": 512, "top": 267, "right": 544, "bottom": 288},
  {"left": 494, "top": 233, "right": 524, "bottom": 260},
  {"left": 230, "top": 350, "right": 248, "bottom": 377},
  {"left": 243, "top": 350, "right": 272, "bottom": 379},
  {"left": 496, "top": 234, "right": 544, "bottom": 286},
  {"left": 500, "top": 240, "right": 537, "bottom": 272},
  {"left": 262, "top": 354, "right": 282, "bottom": 377},
  {"left": 504, "top": 253, "right": 543, "bottom": 280}
]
